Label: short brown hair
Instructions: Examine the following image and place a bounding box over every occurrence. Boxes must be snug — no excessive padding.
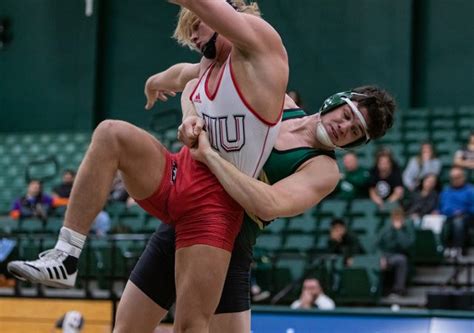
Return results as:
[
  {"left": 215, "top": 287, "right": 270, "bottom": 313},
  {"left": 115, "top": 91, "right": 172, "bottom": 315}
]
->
[
  {"left": 173, "top": 0, "right": 261, "bottom": 50},
  {"left": 391, "top": 206, "right": 405, "bottom": 219},
  {"left": 351, "top": 86, "right": 396, "bottom": 140}
]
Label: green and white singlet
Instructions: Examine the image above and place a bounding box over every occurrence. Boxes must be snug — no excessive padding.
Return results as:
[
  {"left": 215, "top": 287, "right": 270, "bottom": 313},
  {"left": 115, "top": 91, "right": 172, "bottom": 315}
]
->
[{"left": 238, "top": 108, "right": 336, "bottom": 252}]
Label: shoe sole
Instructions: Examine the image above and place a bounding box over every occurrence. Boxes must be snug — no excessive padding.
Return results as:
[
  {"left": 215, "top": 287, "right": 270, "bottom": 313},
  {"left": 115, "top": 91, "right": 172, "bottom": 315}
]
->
[{"left": 8, "top": 265, "right": 73, "bottom": 289}]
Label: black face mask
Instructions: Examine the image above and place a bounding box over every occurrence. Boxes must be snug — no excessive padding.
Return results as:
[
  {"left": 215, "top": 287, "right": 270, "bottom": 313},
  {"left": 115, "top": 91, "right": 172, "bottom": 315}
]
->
[{"left": 201, "top": 32, "right": 218, "bottom": 59}]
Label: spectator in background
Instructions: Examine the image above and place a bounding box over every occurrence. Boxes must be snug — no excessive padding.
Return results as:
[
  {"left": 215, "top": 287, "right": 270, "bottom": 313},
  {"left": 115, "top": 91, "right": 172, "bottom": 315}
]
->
[
  {"left": 369, "top": 150, "right": 404, "bottom": 209},
  {"left": 453, "top": 132, "right": 474, "bottom": 180},
  {"left": 52, "top": 169, "right": 111, "bottom": 237},
  {"left": 403, "top": 142, "right": 441, "bottom": 192},
  {"left": 290, "top": 278, "right": 335, "bottom": 310},
  {"left": 438, "top": 166, "right": 474, "bottom": 257},
  {"left": 336, "top": 152, "right": 370, "bottom": 200},
  {"left": 109, "top": 172, "right": 136, "bottom": 207},
  {"left": 10, "top": 179, "right": 54, "bottom": 221},
  {"left": 52, "top": 169, "right": 76, "bottom": 199},
  {"left": 376, "top": 207, "right": 415, "bottom": 296},
  {"left": 327, "top": 218, "right": 364, "bottom": 266},
  {"left": 404, "top": 173, "right": 440, "bottom": 225},
  {"left": 52, "top": 169, "right": 76, "bottom": 211}
]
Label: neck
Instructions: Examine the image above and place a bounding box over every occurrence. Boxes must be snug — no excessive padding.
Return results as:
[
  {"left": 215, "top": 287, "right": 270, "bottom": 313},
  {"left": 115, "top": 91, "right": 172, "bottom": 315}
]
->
[{"left": 215, "top": 42, "right": 232, "bottom": 65}]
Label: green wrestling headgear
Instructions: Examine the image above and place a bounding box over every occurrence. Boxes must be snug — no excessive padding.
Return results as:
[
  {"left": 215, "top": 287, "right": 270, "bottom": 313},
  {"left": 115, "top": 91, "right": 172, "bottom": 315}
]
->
[{"left": 317, "top": 91, "right": 371, "bottom": 149}]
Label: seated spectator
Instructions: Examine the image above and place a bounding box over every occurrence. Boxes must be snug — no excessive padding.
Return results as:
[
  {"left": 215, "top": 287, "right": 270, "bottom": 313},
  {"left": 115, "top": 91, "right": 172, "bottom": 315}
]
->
[
  {"left": 404, "top": 174, "right": 440, "bottom": 225},
  {"left": 52, "top": 170, "right": 111, "bottom": 237},
  {"left": 376, "top": 207, "right": 415, "bottom": 296},
  {"left": 52, "top": 169, "right": 76, "bottom": 207},
  {"left": 109, "top": 172, "right": 136, "bottom": 207},
  {"left": 327, "top": 218, "right": 364, "bottom": 266},
  {"left": 10, "top": 179, "right": 54, "bottom": 221},
  {"left": 336, "top": 152, "right": 370, "bottom": 200},
  {"left": 53, "top": 169, "right": 76, "bottom": 199},
  {"left": 369, "top": 150, "right": 404, "bottom": 209},
  {"left": 438, "top": 166, "right": 474, "bottom": 257},
  {"left": 90, "top": 211, "right": 111, "bottom": 237},
  {"left": 453, "top": 132, "right": 474, "bottom": 180},
  {"left": 403, "top": 142, "right": 441, "bottom": 192},
  {"left": 290, "top": 278, "right": 335, "bottom": 310}
]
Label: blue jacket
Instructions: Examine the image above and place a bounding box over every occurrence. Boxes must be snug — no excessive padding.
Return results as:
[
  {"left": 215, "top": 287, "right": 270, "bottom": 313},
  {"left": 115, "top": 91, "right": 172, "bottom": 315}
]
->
[{"left": 439, "top": 184, "right": 474, "bottom": 217}]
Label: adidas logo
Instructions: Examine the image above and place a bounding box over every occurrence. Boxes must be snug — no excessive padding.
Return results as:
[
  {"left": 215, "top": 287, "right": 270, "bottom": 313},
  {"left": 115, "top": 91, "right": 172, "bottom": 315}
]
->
[
  {"left": 45, "top": 264, "right": 68, "bottom": 280},
  {"left": 194, "top": 92, "right": 202, "bottom": 103}
]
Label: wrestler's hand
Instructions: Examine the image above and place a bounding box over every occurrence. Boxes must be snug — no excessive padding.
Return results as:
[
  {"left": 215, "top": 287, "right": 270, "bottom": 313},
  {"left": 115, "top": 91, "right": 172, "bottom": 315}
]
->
[
  {"left": 177, "top": 116, "right": 205, "bottom": 148},
  {"left": 190, "top": 130, "right": 215, "bottom": 164},
  {"left": 144, "top": 74, "right": 177, "bottom": 110}
]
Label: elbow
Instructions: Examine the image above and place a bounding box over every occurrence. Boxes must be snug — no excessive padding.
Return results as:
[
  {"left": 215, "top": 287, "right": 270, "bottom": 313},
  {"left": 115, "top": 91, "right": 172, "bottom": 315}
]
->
[
  {"left": 254, "top": 203, "right": 278, "bottom": 222},
  {"left": 256, "top": 209, "right": 278, "bottom": 222}
]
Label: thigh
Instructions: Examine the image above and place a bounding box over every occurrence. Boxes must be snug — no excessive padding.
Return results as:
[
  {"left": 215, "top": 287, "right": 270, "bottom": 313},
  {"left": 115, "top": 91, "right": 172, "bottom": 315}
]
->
[
  {"left": 129, "top": 224, "right": 177, "bottom": 309},
  {"left": 113, "top": 280, "right": 168, "bottom": 333},
  {"left": 387, "top": 254, "right": 406, "bottom": 266},
  {"left": 210, "top": 311, "right": 250, "bottom": 333},
  {"left": 215, "top": 234, "right": 252, "bottom": 314},
  {"left": 174, "top": 245, "right": 231, "bottom": 329},
  {"left": 102, "top": 120, "right": 169, "bottom": 200}
]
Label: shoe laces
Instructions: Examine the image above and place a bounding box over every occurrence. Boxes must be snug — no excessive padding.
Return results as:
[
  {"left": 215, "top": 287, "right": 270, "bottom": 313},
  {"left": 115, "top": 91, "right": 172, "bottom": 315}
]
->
[{"left": 37, "top": 249, "right": 67, "bottom": 265}]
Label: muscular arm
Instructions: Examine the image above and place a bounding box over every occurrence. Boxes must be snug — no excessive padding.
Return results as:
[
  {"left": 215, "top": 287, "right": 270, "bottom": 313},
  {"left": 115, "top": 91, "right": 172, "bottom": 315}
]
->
[
  {"left": 200, "top": 148, "right": 340, "bottom": 221},
  {"left": 145, "top": 62, "right": 200, "bottom": 109},
  {"left": 181, "top": 79, "right": 199, "bottom": 120},
  {"left": 177, "top": 79, "right": 204, "bottom": 148},
  {"left": 169, "top": 0, "right": 283, "bottom": 54},
  {"left": 148, "top": 62, "right": 200, "bottom": 92}
]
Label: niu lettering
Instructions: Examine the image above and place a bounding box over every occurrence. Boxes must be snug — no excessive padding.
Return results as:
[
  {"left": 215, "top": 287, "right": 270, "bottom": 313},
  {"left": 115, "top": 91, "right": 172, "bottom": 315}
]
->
[{"left": 202, "top": 114, "right": 246, "bottom": 152}]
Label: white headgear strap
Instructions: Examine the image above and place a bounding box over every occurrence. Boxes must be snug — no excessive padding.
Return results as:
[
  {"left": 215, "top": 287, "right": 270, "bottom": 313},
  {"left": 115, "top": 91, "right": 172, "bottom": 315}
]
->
[{"left": 341, "top": 97, "right": 370, "bottom": 141}]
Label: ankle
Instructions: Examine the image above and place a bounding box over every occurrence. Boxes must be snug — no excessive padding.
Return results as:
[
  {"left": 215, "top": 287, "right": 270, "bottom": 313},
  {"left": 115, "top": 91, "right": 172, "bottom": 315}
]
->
[
  {"left": 55, "top": 227, "right": 87, "bottom": 258},
  {"left": 59, "top": 227, "right": 86, "bottom": 248}
]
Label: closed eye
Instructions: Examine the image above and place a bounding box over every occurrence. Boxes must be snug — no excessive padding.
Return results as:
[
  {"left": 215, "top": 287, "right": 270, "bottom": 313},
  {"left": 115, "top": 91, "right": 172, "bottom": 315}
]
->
[{"left": 344, "top": 110, "right": 351, "bottom": 121}]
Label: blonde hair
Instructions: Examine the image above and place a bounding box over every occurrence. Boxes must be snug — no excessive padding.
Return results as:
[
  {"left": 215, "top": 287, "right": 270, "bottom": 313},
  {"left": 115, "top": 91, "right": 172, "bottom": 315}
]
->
[{"left": 173, "top": 0, "right": 261, "bottom": 50}]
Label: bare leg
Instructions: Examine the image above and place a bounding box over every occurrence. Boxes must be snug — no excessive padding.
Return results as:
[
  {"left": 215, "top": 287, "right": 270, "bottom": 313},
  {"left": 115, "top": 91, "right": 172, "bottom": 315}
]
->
[
  {"left": 114, "top": 280, "right": 168, "bottom": 333},
  {"left": 174, "top": 245, "right": 231, "bottom": 333},
  {"left": 64, "top": 119, "right": 167, "bottom": 234},
  {"left": 210, "top": 311, "right": 250, "bottom": 333},
  {"left": 7, "top": 120, "right": 169, "bottom": 287}
]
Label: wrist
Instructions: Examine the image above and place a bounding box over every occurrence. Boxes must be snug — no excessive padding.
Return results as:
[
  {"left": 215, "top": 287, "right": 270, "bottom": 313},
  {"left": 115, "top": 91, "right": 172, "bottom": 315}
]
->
[{"left": 203, "top": 148, "right": 219, "bottom": 165}]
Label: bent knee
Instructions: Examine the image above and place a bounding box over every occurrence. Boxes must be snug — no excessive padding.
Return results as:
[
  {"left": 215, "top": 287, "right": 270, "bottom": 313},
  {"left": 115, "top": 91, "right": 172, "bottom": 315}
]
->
[
  {"left": 93, "top": 120, "right": 144, "bottom": 150},
  {"left": 175, "top": 316, "right": 211, "bottom": 333},
  {"left": 94, "top": 119, "right": 130, "bottom": 140},
  {"left": 113, "top": 317, "right": 157, "bottom": 333}
]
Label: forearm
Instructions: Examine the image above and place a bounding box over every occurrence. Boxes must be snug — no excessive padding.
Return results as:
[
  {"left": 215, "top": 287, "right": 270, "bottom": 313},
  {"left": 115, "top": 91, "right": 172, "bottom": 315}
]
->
[
  {"left": 181, "top": 79, "right": 199, "bottom": 121},
  {"left": 369, "top": 188, "right": 383, "bottom": 204},
  {"left": 204, "top": 150, "right": 278, "bottom": 220},
  {"left": 388, "top": 187, "right": 404, "bottom": 202},
  {"left": 149, "top": 63, "right": 197, "bottom": 93}
]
